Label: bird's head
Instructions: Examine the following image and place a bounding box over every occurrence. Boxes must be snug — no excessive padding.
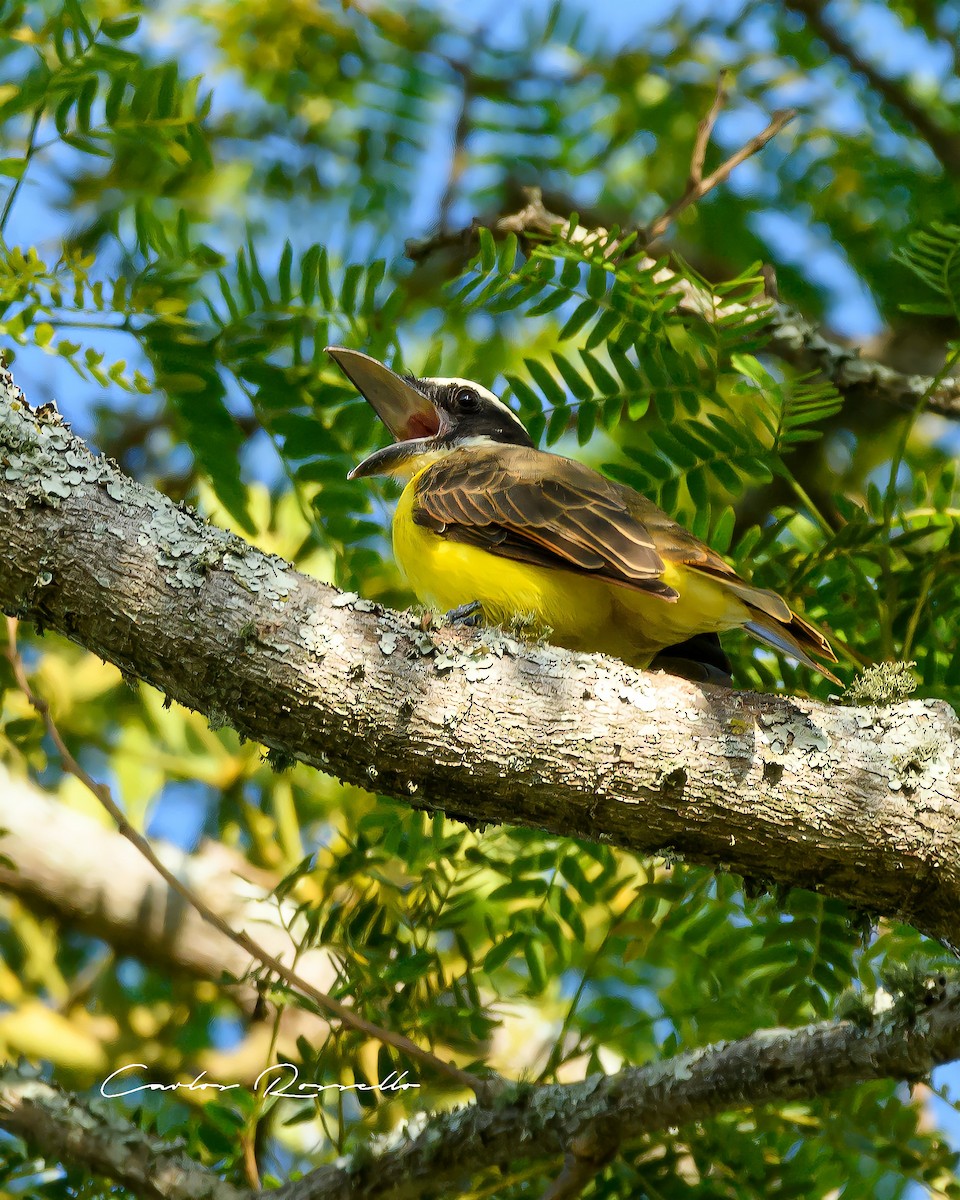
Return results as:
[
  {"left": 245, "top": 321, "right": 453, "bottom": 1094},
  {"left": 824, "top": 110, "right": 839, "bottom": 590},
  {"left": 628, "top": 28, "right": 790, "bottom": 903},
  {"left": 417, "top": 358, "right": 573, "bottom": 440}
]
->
[{"left": 327, "top": 347, "right": 534, "bottom": 479}]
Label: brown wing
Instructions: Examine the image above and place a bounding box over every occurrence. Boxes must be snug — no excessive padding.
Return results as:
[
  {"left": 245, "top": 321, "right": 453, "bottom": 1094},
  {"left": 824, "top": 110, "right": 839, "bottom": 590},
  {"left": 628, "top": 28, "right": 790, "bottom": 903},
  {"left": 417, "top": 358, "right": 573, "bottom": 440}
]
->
[{"left": 412, "top": 445, "right": 679, "bottom": 600}]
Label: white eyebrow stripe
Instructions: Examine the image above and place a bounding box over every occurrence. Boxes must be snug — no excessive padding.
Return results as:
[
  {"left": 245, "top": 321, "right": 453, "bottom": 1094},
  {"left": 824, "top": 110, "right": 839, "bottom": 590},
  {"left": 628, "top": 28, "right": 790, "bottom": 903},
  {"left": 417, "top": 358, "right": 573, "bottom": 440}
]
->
[{"left": 421, "top": 376, "right": 529, "bottom": 432}]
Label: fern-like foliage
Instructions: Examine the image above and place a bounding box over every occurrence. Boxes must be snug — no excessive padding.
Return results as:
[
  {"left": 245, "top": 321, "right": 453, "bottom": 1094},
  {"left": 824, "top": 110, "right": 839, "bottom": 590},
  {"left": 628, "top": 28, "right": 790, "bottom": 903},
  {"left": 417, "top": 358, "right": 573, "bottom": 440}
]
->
[
  {"left": 895, "top": 221, "right": 960, "bottom": 321},
  {"left": 451, "top": 224, "right": 843, "bottom": 536}
]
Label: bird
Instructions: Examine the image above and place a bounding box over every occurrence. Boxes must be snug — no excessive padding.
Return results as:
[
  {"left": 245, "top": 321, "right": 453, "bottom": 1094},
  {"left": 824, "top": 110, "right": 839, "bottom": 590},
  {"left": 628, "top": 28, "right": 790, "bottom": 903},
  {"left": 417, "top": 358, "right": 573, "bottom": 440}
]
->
[{"left": 327, "top": 347, "right": 839, "bottom": 686}]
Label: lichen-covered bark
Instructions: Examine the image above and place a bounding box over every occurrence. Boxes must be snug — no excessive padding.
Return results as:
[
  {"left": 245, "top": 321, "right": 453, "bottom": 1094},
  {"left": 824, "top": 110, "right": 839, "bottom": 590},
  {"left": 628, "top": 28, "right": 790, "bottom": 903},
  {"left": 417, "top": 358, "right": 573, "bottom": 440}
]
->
[
  {"left": 2, "top": 366, "right": 960, "bottom": 947},
  {"left": 0, "top": 1067, "right": 247, "bottom": 1200}
]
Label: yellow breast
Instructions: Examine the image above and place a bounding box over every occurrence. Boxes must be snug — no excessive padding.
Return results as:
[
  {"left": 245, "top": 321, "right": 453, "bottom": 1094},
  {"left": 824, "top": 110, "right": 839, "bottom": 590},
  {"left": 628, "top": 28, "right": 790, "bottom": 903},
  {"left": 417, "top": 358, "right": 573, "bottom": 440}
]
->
[{"left": 391, "top": 470, "right": 748, "bottom": 666}]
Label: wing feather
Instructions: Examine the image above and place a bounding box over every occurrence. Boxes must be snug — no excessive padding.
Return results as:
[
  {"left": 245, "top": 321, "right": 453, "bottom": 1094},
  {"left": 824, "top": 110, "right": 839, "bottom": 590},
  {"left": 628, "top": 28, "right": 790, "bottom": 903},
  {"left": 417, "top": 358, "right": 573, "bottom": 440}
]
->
[{"left": 413, "top": 445, "right": 674, "bottom": 597}]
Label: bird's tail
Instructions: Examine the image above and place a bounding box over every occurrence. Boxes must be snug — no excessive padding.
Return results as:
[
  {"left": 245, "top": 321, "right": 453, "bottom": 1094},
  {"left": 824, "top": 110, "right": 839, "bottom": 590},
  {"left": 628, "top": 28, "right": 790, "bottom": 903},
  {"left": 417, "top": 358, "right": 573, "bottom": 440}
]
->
[{"left": 695, "top": 570, "right": 841, "bottom": 684}]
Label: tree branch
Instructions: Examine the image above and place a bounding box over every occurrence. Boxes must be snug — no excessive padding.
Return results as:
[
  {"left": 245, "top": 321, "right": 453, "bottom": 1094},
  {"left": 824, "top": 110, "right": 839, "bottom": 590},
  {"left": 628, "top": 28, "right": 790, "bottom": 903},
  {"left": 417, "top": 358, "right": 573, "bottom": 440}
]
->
[
  {"left": 782, "top": 0, "right": 960, "bottom": 176},
  {"left": 4, "top": 975, "right": 960, "bottom": 1200},
  {"left": 2, "top": 367, "right": 959, "bottom": 952},
  {"left": 0, "top": 1066, "right": 246, "bottom": 1200},
  {"left": 405, "top": 187, "right": 960, "bottom": 419},
  {"left": 256, "top": 977, "right": 960, "bottom": 1199},
  {"left": 645, "top": 79, "right": 797, "bottom": 241},
  {"left": 3, "top": 366, "right": 960, "bottom": 1196}
]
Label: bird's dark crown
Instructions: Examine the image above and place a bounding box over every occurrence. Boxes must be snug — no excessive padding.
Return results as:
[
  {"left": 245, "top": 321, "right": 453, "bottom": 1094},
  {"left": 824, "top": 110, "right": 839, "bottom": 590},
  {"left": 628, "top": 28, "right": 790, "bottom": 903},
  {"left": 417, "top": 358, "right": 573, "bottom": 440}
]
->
[{"left": 405, "top": 375, "right": 535, "bottom": 448}]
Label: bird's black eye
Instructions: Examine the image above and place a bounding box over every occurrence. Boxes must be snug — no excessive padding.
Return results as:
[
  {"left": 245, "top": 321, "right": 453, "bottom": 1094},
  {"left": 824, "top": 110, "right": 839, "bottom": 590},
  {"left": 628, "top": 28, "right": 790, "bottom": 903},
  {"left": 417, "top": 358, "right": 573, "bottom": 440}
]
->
[{"left": 455, "top": 386, "right": 481, "bottom": 412}]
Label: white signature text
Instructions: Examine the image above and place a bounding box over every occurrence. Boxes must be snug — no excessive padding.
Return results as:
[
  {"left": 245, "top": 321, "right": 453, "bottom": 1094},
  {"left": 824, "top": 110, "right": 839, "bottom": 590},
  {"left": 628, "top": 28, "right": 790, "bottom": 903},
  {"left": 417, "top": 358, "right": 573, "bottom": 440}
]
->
[{"left": 100, "top": 1062, "right": 419, "bottom": 1099}]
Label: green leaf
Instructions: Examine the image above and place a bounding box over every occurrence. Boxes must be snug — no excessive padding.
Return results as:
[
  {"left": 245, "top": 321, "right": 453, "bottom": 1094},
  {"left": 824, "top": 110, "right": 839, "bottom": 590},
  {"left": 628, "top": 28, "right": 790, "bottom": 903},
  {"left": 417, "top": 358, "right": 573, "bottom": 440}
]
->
[
  {"left": 546, "top": 404, "right": 571, "bottom": 443},
  {"left": 585, "top": 307, "right": 621, "bottom": 350},
  {"left": 497, "top": 232, "right": 519, "bottom": 274},
  {"left": 100, "top": 14, "right": 140, "bottom": 38},
  {"left": 104, "top": 74, "right": 127, "bottom": 125},
  {"left": 525, "top": 358, "right": 567, "bottom": 409},
  {"left": 478, "top": 227, "right": 496, "bottom": 274},
  {"left": 363, "top": 260, "right": 385, "bottom": 311},
  {"left": 552, "top": 352, "right": 593, "bottom": 402},
  {"left": 896, "top": 222, "right": 960, "bottom": 319},
  {"left": 579, "top": 348, "right": 617, "bottom": 394},
  {"left": 316, "top": 248, "right": 334, "bottom": 308},
  {"left": 558, "top": 853, "right": 595, "bottom": 902},
  {"left": 577, "top": 400, "right": 597, "bottom": 444},
  {"left": 586, "top": 263, "right": 607, "bottom": 299},
  {"left": 341, "top": 263, "right": 363, "bottom": 314},
  {"left": 559, "top": 299, "right": 596, "bottom": 341},
  {"left": 300, "top": 245, "right": 321, "bottom": 306},
  {"left": 524, "top": 939, "right": 547, "bottom": 992},
  {"left": 278, "top": 241, "right": 293, "bottom": 304},
  {"left": 528, "top": 288, "right": 568, "bottom": 316},
  {"left": 483, "top": 932, "right": 526, "bottom": 974},
  {"left": 246, "top": 235, "right": 271, "bottom": 306}
]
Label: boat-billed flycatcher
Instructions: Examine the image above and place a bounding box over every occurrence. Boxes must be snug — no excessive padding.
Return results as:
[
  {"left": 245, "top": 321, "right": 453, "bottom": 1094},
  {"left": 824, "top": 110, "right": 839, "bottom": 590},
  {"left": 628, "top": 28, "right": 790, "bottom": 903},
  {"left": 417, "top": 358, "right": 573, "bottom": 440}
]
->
[{"left": 328, "top": 347, "right": 839, "bottom": 685}]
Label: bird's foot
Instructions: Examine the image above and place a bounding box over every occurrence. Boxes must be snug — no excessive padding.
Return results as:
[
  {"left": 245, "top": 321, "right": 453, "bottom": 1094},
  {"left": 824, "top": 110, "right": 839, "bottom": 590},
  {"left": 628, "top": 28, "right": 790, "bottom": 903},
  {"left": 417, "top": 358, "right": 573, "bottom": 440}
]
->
[{"left": 445, "top": 600, "right": 484, "bottom": 627}]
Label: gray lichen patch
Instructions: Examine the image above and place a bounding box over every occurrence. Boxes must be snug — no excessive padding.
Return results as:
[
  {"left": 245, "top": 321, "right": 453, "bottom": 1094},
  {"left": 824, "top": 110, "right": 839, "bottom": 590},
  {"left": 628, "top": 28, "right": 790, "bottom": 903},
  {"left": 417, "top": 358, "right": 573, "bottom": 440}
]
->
[
  {"left": 876, "top": 701, "right": 955, "bottom": 796},
  {"left": 298, "top": 609, "right": 331, "bottom": 658},
  {"left": 758, "top": 709, "right": 831, "bottom": 762},
  {"left": 141, "top": 506, "right": 224, "bottom": 589},
  {"left": 378, "top": 630, "right": 399, "bottom": 655},
  {"left": 1, "top": 375, "right": 150, "bottom": 512},
  {"left": 1, "top": 373, "right": 304, "bottom": 605},
  {"left": 888, "top": 734, "right": 949, "bottom": 794},
  {"left": 222, "top": 547, "right": 295, "bottom": 604},
  {"left": 844, "top": 661, "right": 918, "bottom": 706},
  {"left": 1, "top": 385, "right": 95, "bottom": 508},
  {"left": 330, "top": 591, "right": 378, "bottom": 613}
]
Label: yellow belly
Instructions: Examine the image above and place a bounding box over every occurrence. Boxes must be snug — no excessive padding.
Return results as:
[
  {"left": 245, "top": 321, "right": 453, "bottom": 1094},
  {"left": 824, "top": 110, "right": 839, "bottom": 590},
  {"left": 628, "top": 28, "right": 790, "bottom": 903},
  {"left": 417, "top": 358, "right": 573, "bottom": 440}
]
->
[{"left": 392, "top": 476, "right": 748, "bottom": 666}]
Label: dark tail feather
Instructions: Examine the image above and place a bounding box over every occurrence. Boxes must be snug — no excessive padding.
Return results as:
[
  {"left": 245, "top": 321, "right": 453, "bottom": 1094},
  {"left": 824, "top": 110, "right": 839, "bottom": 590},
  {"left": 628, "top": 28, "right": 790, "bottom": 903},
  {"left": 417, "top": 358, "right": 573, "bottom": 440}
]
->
[
  {"left": 743, "top": 611, "right": 840, "bottom": 685},
  {"left": 652, "top": 633, "right": 733, "bottom": 685}
]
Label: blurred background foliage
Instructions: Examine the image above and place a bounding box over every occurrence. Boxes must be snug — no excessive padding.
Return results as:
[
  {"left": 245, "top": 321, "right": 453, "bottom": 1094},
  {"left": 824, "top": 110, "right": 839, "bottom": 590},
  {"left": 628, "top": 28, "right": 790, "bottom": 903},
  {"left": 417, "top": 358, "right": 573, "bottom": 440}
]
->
[{"left": 2, "top": 0, "right": 960, "bottom": 1196}]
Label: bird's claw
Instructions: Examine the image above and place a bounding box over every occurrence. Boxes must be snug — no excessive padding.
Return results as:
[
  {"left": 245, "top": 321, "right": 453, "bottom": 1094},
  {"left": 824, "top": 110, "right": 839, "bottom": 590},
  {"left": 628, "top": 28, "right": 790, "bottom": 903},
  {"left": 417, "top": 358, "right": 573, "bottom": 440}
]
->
[{"left": 445, "top": 601, "right": 483, "bottom": 627}]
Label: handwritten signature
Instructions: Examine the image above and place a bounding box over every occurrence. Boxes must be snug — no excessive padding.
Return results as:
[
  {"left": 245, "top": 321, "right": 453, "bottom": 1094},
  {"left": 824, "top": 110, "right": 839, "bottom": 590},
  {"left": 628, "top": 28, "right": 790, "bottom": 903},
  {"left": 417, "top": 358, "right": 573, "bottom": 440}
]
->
[{"left": 100, "top": 1062, "right": 419, "bottom": 1099}]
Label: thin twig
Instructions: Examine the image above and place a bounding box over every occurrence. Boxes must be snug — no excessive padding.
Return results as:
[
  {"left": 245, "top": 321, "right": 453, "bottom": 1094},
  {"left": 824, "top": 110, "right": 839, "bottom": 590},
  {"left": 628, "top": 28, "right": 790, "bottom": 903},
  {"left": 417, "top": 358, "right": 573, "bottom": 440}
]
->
[
  {"left": 541, "top": 1157, "right": 598, "bottom": 1200},
  {"left": 646, "top": 102, "right": 797, "bottom": 242},
  {"left": 3, "top": 618, "right": 486, "bottom": 1100},
  {"left": 0, "top": 107, "right": 43, "bottom": 236},
  {"left": 690, "top": 72, "right": 730, "bottom": 185},
  {"left": 541, "top": 1133, "right": 617, "bottom": 1200},
  {"left": 438, "top": 63, "right": 476, "bottom": 232}
]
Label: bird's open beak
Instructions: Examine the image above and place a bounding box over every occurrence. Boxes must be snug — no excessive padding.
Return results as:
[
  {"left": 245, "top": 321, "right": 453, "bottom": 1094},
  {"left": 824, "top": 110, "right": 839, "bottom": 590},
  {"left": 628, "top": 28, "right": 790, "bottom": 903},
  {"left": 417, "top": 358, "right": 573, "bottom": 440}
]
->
[{"left": 327, "top": 347, "right": 444, "bottom": 479}]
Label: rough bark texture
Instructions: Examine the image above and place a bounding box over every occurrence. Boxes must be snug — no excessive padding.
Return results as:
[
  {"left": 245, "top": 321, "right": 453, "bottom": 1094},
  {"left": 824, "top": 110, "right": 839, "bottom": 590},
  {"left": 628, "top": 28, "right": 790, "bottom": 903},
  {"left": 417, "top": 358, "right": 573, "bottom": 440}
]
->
[
  {"left": 1, "top": 365, "right": 959, "bottom": 953},
  {"left": 278, "top": 978, "right": 960, "bottom": 1200},
  {"left": 0, "top": 1067, "right": 247, "bottom": 1200}
]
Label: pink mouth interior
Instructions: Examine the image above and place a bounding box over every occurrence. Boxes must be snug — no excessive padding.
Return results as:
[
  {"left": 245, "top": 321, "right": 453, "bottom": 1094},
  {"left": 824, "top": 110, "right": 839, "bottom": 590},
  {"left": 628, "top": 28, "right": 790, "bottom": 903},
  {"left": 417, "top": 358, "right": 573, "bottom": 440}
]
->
[{"left": 400, "top": 411, "right": 441, "bottom": 440}]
